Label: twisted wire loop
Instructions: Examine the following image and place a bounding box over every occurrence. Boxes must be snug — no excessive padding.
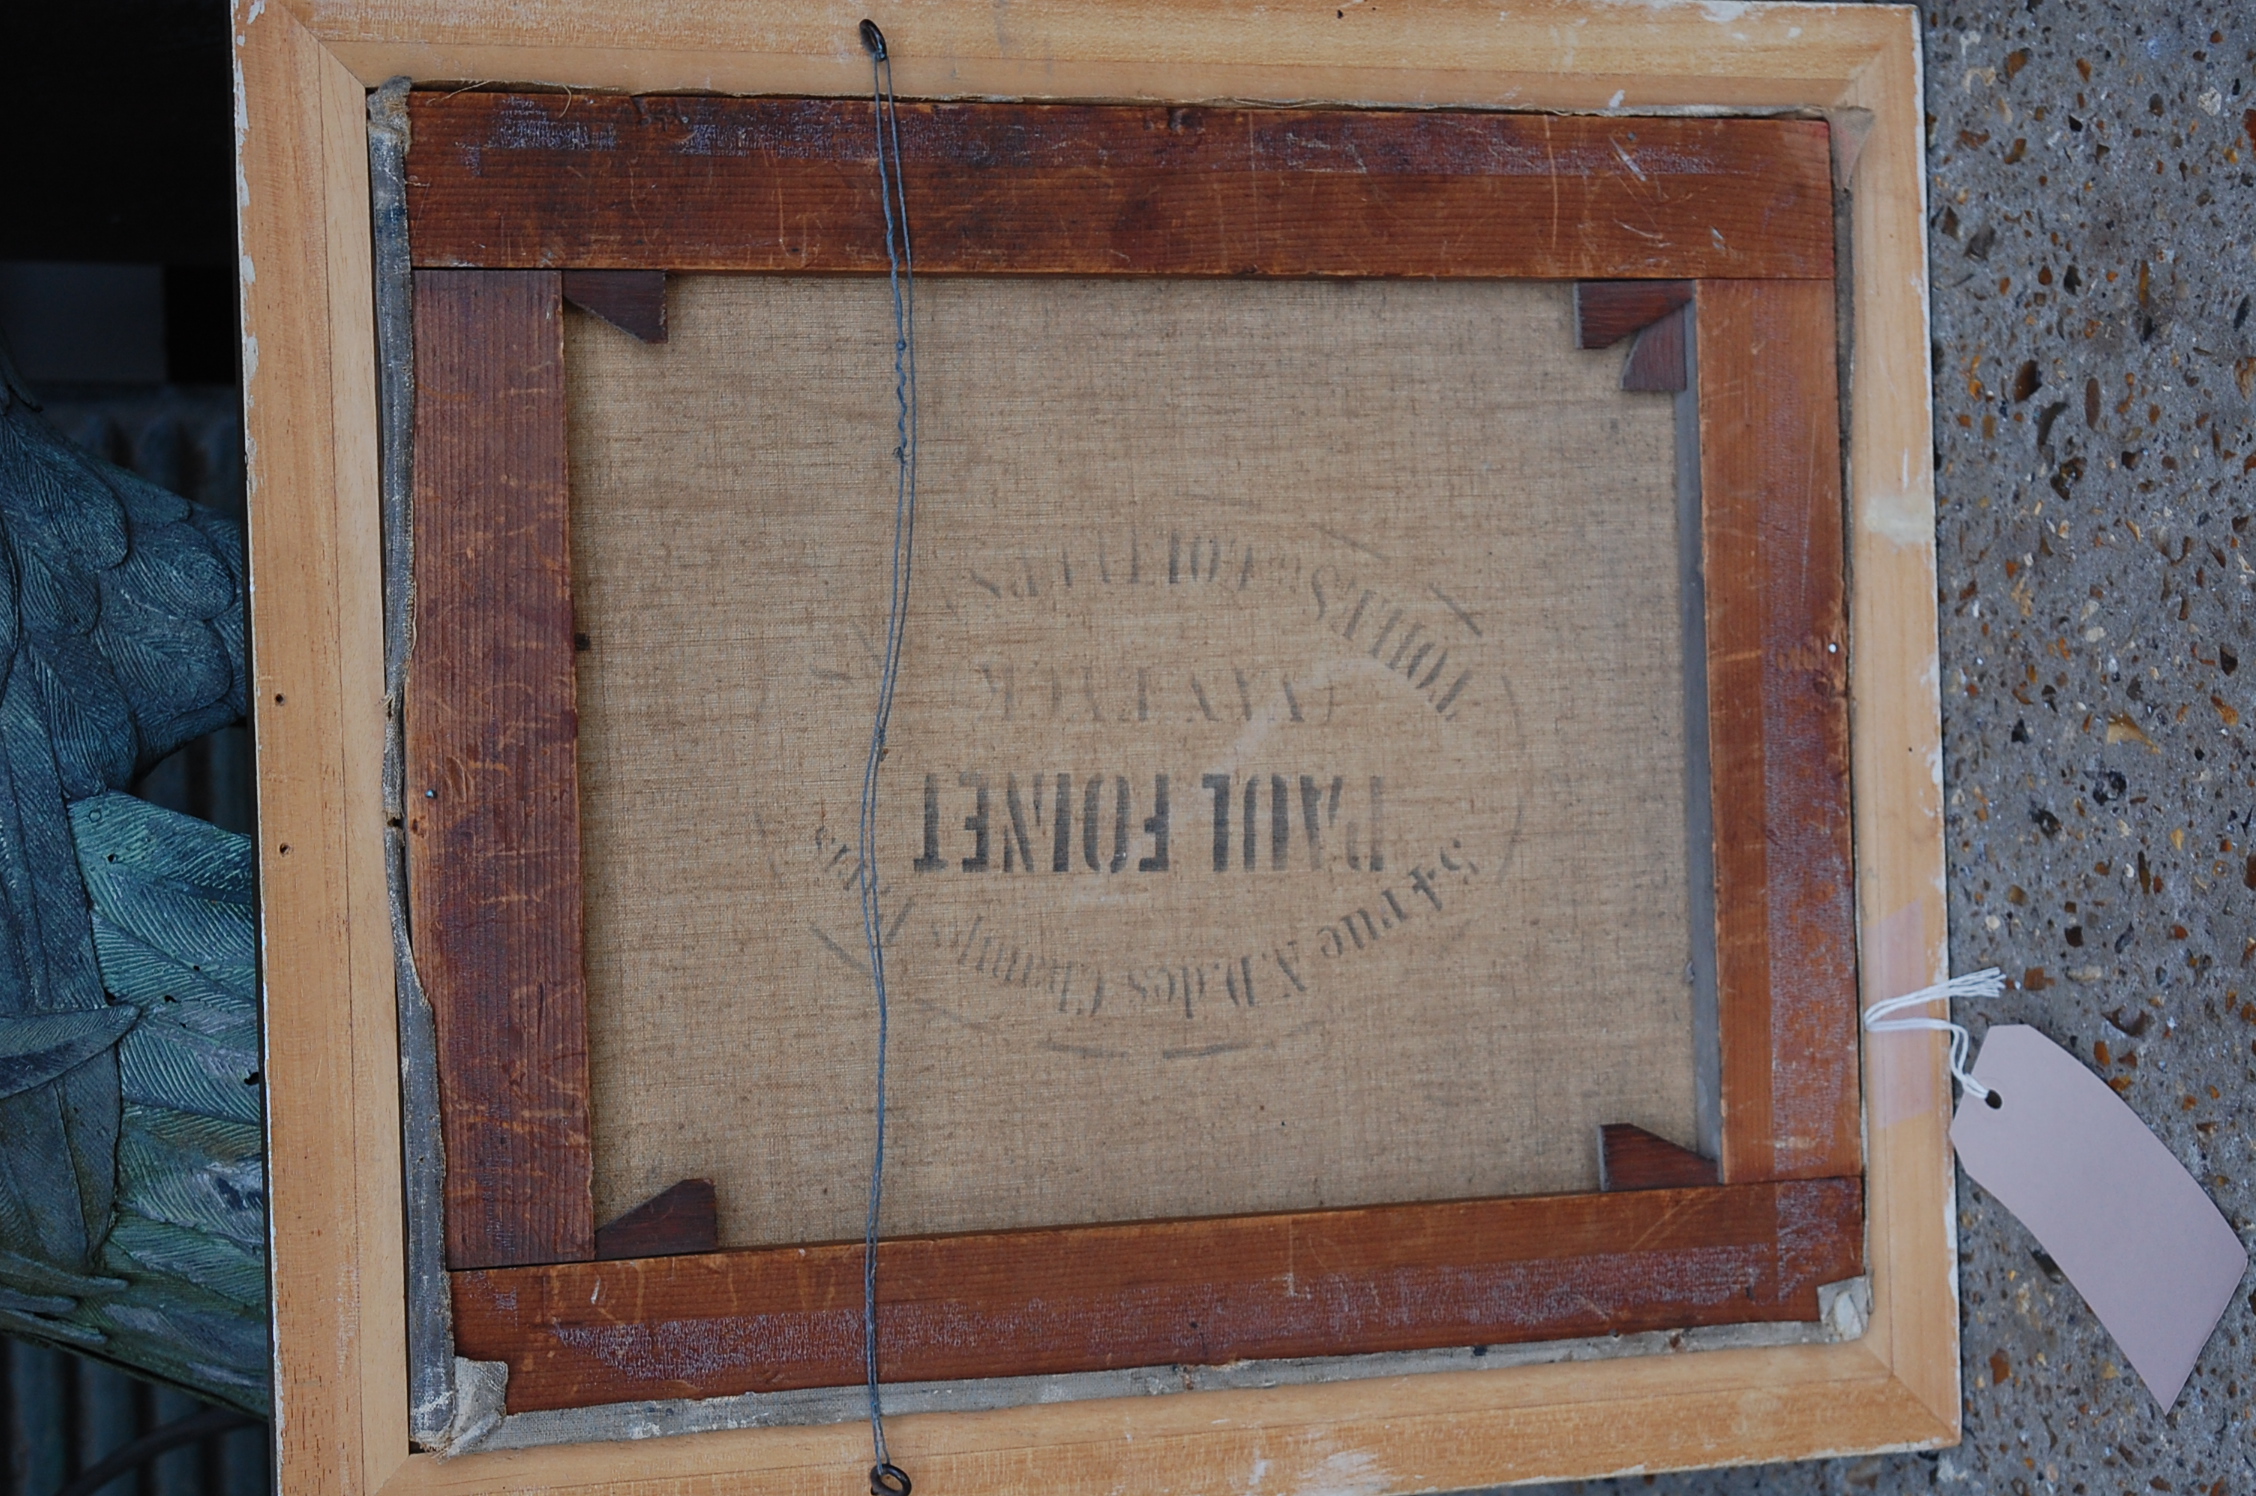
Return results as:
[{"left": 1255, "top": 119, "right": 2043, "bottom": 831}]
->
[
  {"left": 856, "top": 18, "right": 918, "bottom": 1496},
  {"left": 1861, "top": 967, "right": 2006, "bottom": 1103}
]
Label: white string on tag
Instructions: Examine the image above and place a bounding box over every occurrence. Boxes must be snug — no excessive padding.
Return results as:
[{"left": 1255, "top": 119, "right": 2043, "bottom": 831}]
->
[
  {"left": 1861, "top": 967, "right": 2005, "bottom": 1102},
  {"left": 1868, "top": 973, "right": 2247, "bottom": 1408}
]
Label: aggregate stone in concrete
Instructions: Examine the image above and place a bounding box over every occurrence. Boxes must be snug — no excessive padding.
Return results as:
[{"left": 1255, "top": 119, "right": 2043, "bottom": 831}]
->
[{"left": 1500, "top": 1, "right": 2256, "bottom": 1492}]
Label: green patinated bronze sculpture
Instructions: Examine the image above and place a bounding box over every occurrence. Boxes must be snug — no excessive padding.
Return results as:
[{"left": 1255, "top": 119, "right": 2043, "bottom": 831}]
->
[{"left": 0, "top": 350, "right": 263, "bottom": 1413}]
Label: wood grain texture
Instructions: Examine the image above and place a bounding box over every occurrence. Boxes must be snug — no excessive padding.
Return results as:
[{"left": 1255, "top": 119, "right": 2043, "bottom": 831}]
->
[
  {"left": 594, "top": 1179, "right": 717, "bottom": 1260},
  {"left": 404, "top": 95, "right": 1835, "bottom": 280},
  {"left": 1599, "top": 1124, "right": 1719, "bottom": 1191},
  {"left": 1837, "top": 19, "right": 1962, "bottom": 1434},
  {"left": 406, "top": 269, "right": 595, "bottom": 1270},
  {"left": 237, "top": 9, "right": 413, "bottom": 1494},
  {"left": 456, "top": 1179, "right": 1862, "bottom": 1410},
  {"left": 1575, "top": 280, "right": 1695, "bottom": 348},
  {"left": 561, "top": 270, "right": 666, "bottom": 342},
  {"left": 299, "top": 0, "right": 1918, "bottom": 114},
  {"left": 1697, "top": 279, "right": 1858, "bottom": 1185},
  {"left": 1621, "top": 307, "right": 1689, "bottom": 392},
  {"left": 375, "top": 1362, "right": 1948, "bottom": 1496}
]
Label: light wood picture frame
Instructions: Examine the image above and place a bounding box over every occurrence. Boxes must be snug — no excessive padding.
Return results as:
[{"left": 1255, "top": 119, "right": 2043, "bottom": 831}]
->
[{"left": 236, "top": 3, "right": 1949, "bottom": 1492}]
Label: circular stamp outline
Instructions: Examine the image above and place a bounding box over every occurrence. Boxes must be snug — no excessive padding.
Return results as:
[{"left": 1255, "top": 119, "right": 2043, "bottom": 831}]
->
[{"left": 803, "top": 518, "right": 1531, "bottom": 1057}]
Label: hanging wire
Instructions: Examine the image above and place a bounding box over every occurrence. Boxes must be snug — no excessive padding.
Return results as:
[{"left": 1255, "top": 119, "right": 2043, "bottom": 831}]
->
[
  {"left": 856, "top": 18, "right": 917, "bottom": 1496},
  {"left": 1861, "top": 967, "right": 2005, "bottom": 1103}
]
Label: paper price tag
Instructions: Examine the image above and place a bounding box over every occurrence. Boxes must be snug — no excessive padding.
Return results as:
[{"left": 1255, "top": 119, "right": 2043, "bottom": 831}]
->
[{"left": 1950, "top": 1025, "right": 2248, "bottom": 1407}]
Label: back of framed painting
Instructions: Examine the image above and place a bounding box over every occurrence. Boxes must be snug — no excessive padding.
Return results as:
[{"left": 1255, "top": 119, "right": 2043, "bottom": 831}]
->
[{"left": 237, "top": 6, "right": 1954, "bottom": 1489}]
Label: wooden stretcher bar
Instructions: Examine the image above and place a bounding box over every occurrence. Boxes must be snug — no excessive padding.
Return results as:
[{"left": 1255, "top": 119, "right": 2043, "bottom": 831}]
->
[
  {"left": 400, "top": 95, "right": 1859, "bottom": 1405},
  {"left": 402, "top": 95, "right": 1836, "bottom": 280}
]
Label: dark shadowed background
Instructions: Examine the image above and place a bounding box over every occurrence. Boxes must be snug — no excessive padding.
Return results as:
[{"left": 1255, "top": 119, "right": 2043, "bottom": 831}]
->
[{"left": 1, "top": 3, "right": 261, "bottom": 1495}]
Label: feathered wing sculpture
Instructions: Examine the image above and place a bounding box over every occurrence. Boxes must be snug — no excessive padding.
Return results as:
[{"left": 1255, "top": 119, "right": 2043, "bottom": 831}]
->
[{"left": 0, "top": 351, "right": 264, "bottom": 1412}]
